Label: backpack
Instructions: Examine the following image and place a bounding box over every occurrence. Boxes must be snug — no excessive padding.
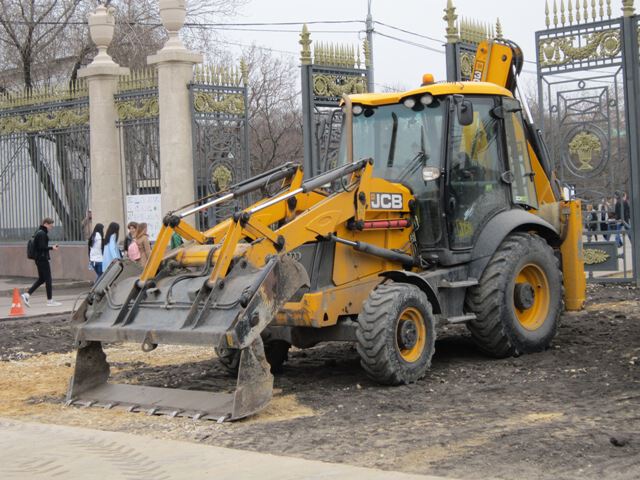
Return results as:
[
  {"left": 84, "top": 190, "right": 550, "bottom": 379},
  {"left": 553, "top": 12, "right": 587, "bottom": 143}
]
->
[
  {"left": 26, "top": 230, "right": 38, "bottom": 260},
  {"left": 127, "top": 239, "right": 141, "bottom": 261}
]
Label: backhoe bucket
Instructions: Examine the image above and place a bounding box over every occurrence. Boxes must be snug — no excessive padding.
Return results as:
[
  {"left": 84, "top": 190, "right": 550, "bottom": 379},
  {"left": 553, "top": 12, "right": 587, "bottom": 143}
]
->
[{"left": 66, "top": 254, "right": 309, "bottom": 421}]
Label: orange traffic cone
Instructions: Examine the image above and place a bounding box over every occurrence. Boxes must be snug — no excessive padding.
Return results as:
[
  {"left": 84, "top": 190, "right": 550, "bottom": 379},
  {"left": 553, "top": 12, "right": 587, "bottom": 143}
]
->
[{"left": 8, "top": 288, "right": 25, "bottom": 317}]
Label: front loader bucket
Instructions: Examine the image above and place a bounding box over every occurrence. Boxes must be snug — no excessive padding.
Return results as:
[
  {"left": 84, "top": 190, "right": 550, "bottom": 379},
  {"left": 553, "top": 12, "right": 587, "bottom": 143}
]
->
[{"left": 66, "top": 254, "right": 309, "bottom": 421}]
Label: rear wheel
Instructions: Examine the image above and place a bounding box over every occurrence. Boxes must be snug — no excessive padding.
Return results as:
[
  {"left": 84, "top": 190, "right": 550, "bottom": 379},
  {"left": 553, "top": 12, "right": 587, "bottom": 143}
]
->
[
  {"left": 465, "top": 232, "right": 562, "bottom": 357},
  {"left": 356, "top": 282, "right": 436, "bottom": 385}
]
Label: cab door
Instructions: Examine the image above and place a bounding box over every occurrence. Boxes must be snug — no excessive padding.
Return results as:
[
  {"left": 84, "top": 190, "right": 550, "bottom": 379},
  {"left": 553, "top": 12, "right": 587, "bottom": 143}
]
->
[
  {"left": 447, "top": 96, "right": 510, "bottom": 249},
  {"left": 501, "top": 97, "right": 539, "bottom": 209}
]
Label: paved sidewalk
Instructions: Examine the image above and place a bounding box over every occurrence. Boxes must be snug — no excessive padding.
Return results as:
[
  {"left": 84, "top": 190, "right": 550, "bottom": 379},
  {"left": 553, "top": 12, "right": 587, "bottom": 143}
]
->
[
  {"left": 0, "top": 283, "right": 87, "bottom": 320},
  {"left": 0, "top": 276, "right": 91, "bottom": 294},
  {"left": 0, "top": 418, "right": 446, "bottom": 480}
]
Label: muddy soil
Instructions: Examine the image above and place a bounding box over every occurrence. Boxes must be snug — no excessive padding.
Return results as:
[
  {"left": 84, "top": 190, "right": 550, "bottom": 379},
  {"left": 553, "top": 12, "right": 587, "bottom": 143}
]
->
[{"left": 0, "top": 284, "right": 638, "bottom": 480}]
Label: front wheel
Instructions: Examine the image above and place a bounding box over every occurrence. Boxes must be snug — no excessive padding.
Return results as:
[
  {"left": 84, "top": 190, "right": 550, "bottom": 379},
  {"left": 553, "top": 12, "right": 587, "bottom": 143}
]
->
[
  {"left": 465, "top": 232, "right": 562, "bottom": 357},
  {"left": 356, "top": 282, "right": 436, "bottom": 385}
]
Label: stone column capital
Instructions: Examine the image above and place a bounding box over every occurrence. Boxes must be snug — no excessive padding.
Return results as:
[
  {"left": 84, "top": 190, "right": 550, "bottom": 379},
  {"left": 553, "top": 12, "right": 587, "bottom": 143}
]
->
[
  {"left": 79, "top": 64, "right": 130, "bottom": 79},
  {"left": 147, "top": 49, "right": 202, "bottom": 66}
]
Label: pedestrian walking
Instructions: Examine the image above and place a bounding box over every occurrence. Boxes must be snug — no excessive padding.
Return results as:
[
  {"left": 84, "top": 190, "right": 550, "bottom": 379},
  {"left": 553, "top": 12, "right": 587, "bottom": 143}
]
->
[
  {"left": 102, "top": 222, "right": 122, "bottom": 268},
  {"left": 613, "top": 191, "right": 632, "bottom": 247},
  {"left": 81, "top": 209, "right": 93, "bottom": 240},
  {"left": 21, "top": 217, "right": 61, "bottom": 307},
  {"left": 585, "top": 204, "right": 598, "bottom": 241},
  {"left": 123, "top": 221, "right": 138, "bottom": 258},
  {"left": 88, "top": 223, "right": 104, "bottom": 278},
  {"left": 135, "top": 222, "right": 152, "bottom": 266},
  {"left": 621, "top": 191, "right": 632, "bottom": 243},
  {"left": 598, "top": 199, "right": 609, "bottom": 241}
]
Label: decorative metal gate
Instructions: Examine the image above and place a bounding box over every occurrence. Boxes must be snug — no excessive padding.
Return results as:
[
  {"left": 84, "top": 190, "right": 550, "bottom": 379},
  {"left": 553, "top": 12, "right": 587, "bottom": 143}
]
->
[
  {"left": 190, "top": 63, "right": 250, "bottom": 228},
  {"left": 443, "top": 1, "right": 503, "bottom": 81},
  {"left": 536, "top": 1, "right": 640, "bottom": 283},
  {"left": 0, "top": 84, "right": 90, "bottom": 241},
  {"left": 299, "top": 25, "right": 371, "bottom": 177},
  {"left": 116, "top": 69, "right": 160, "bottom": 197}
]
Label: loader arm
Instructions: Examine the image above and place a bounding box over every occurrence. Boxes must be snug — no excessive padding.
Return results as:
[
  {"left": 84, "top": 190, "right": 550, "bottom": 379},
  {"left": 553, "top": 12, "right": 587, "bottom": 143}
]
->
[{"left": 67, "top": 157, "right": 414, "bottom": 421}]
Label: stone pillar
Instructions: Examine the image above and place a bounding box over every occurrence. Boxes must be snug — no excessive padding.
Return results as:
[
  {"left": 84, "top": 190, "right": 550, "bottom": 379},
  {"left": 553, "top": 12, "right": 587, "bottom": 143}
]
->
[
  {"left": 148, "top": 0, "right": 202, "bottom": 224},
  {"left": 79, "top": 5, "right": 129, "bottom": 230}
]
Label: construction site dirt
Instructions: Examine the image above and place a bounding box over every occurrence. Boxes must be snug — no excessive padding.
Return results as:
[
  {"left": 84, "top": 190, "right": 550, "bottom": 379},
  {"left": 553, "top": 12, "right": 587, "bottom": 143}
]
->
[{"left": 1, "top": 283, "right": 638, "bottom": 480}]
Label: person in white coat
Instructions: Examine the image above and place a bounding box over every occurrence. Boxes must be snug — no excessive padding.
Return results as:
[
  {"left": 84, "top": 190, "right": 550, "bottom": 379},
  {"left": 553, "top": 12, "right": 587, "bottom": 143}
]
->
[{"left": 88, "top": 223, "right": 104, "bottom": 278}]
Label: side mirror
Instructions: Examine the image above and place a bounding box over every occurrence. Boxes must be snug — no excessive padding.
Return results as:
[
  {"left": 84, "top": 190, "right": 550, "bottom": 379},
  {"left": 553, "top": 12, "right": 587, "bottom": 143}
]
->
[
  {"left": 422, "top": 166, "right": 441, "bottom": 182},
  {"left": 457, "top": 99, "right": 474, "bottom": 126}
]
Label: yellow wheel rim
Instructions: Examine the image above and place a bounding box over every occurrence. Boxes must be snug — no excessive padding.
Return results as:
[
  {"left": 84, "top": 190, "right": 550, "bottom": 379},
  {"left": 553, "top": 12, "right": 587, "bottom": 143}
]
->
[
  {"left": 396, "top": 307, "right": 427, "bottom": 363},
  {"left": 514, "top": 264, "right": 550, "bottom": 331}
]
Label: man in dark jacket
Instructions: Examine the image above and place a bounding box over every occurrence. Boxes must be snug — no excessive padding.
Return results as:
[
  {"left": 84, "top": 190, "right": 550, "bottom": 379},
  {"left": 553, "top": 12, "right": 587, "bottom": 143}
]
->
[
  {"left": 614, "top": 191, "right": 632, "bottom": 247},
  {"left": 22, "top": 218, "right": 61, "bottom": 307}
]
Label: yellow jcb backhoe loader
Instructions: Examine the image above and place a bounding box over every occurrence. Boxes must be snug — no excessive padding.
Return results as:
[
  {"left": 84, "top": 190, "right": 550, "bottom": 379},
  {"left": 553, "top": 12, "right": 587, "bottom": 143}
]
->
[{"left": 67, "top": 39, "right": 586, "bottom": 421}]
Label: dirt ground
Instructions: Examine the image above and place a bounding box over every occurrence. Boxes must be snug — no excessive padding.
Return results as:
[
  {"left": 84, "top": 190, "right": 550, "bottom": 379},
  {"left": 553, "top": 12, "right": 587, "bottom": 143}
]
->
[{"left": 1, "top": 283, "right": 638, "bottom": 480}]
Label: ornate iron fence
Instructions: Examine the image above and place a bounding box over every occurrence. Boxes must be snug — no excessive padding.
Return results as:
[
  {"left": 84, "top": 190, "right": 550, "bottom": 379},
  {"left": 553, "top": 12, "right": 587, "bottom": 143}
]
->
[
  {"left": 190, "top": 63, "right": 250, "bottom": 228},
  {"left": 300, "top": 25, "right": 371, "bottom": 177},
  {"left": 536, "top": 0, "right": 639, "bottom": 283},
  {"left": 0, "top": 83, "right": 90, "bottom": 242},
  {"left": 443, "top": 2, "right": 503, "bottom": 81},
  {"left": 116, "top": 69, "right": 160, "bottom": 196}
]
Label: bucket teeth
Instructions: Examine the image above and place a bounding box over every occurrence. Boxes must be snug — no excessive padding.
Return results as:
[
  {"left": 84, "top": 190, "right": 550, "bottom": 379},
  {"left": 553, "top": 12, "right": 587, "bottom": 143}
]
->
[{"left": 66, "top": 337, "right": 273, "bottom": 421}]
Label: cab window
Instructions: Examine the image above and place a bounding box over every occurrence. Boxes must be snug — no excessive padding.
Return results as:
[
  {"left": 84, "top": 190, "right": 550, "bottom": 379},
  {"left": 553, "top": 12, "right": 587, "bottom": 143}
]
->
[{"left": 448, "top": 96, "right": 508, "bottom": 249}]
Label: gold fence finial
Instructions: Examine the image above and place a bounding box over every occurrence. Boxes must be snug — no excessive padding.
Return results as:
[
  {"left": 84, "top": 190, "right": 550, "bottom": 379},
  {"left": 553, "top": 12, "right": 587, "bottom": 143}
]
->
[
  {"left": 363, "top": 38, "right": 371, "bottom": 68},
  {"left": 622, "top": 0, "right": 635, "bottom": 16},
  {"left": 584, "top": 0, "right": 589, "bottom": 20},
  {"left": 598, "top": 0, "right": 604, "bottom": 19},
  {"left": 591, "top": 0, "right": 596, "bottom": 19},
  {"left": 545, "top": 0, "right": 550, "bottom": 28},
  {"left": 576, "top": 0, "right": 582, "bottom": 23},
  {"left": 560, "top": 0, "right": 566, "bottom": 26},
  {"left": 568, "top": 0, "right": 574, "bottom": 24},
  {"left": 496, "top": 18, "right": 503, "bottom": 39},
  {"left": 300, "top": 24, "right": 312, "bottom": 65},
  {"left": 606, "top": 0, "right": 612, "bottom": 18},
  {"left": 553, "top": 0, "right": 558, "bottom": 27},
  {"left": 444, "top": 0, "right": 459, "bottom": 43},
  {"left": 240, "top": 58, "right": 248, "bottom": 86}
]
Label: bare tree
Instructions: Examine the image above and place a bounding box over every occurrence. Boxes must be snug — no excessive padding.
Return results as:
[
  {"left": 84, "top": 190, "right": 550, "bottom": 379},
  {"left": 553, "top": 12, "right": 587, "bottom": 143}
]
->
[
  {"left": 244, "top": 46, "right": 303, "bottom": 175},
  {"left": 0, "top": 0, "right": 248, "bottom": 89},
  {"left": 0, "top": 0, "right": 83, "bottom": 90}
]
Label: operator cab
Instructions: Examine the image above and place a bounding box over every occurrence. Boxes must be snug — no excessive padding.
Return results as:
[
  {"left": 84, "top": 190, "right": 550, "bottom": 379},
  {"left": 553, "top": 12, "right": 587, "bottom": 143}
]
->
[{"left": 338, "top": 84, "right": 539, "bottom": 263}]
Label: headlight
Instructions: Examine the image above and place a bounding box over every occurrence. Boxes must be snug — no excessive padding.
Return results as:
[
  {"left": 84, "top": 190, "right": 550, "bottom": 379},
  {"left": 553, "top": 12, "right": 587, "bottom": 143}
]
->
[
  {"left": 420, "top": 94, "right": 434, "bottom": 106},
  {"left": 403, "top": 98, "right": 416, "bottom": 109}
]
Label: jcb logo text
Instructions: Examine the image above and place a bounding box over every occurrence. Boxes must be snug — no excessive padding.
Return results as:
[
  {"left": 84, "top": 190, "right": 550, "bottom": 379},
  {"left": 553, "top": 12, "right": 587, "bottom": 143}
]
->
[{"left": 370, "top": 193, "right": 403, "bottom": 210}]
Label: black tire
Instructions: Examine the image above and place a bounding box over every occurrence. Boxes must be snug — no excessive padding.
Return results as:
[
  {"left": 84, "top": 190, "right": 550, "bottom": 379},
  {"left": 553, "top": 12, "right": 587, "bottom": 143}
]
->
[
  {"left": 264, "top": 340, "right": 290, "bottom": 374},
  {"left": 465, "top": 232, "right": 562, "bottom": 358},
  {"left": 215, "top": 340, "right": 290, "bottom": 375},
  {"left": 356, "top": 282, "right": 436, "bottom": 385},
  {"left": 215, "top": 346, "right": 240, "bottom": 374}
]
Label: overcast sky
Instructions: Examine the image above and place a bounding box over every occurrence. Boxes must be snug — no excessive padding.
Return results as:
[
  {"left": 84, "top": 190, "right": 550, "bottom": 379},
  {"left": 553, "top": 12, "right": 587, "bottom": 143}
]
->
[{"left": 217, "top": 0, "right": 576, "bottom": 93}]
